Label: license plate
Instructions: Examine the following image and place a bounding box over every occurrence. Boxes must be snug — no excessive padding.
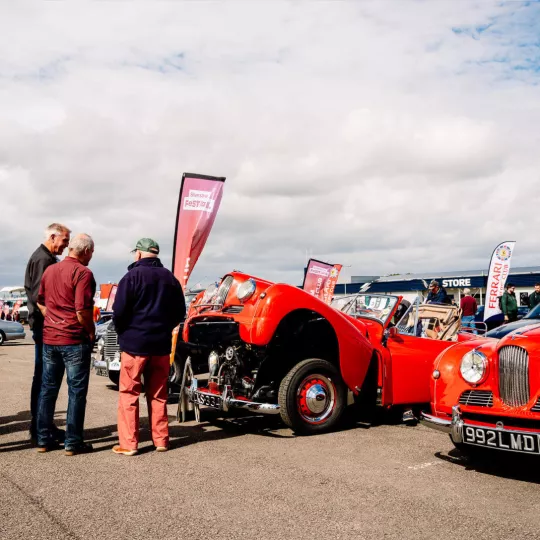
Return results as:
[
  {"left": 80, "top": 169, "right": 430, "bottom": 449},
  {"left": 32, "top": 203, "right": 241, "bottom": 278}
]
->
[
  {"left": 96, "top": 367, "right": 108, "bottom": 377},
  {"left": 192, "top": 392, "right": 223, "bottom": 409},
  {"left": 463, "top": 426, "right": 540, "bottom": 454},
  {"left": 108, "top": 360, "right": 121, "bottom": 371}
]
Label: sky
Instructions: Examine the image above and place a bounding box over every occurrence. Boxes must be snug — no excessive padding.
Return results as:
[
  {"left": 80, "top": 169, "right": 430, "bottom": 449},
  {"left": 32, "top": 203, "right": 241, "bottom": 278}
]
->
[{"left": 0, "top": 1, "right": 539, "bottom": 289}]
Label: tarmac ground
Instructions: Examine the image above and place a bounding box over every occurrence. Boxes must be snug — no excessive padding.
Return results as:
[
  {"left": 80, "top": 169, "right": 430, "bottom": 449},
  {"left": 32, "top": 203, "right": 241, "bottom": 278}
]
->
[{"left": 1, "top": 333, "right": 540, "bottom": 540}]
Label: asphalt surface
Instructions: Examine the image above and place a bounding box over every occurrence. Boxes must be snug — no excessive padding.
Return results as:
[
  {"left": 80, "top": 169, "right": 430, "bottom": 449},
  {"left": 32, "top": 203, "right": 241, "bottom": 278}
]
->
[{"left": 1, "top": 333, "right": 540, "bottom": 540}]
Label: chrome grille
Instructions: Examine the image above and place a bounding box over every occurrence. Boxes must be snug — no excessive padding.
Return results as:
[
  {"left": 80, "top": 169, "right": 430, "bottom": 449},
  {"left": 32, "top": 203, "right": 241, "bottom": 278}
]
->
[
  {"left": 531, "top": 398, "right": 540, "bottom": 412},
  {"left": 459, "top": 390, "right": 493, "bottom": 407},
  {"left": 213, "top": 275, "right": 234, "bottom": 310},
  {"left": 498, "top": 345, "right": 530, "bottom": 407},
  {"left": 104, "top": 326, "right": 120, "bottom": 359},
  {"left": 222, "top": 305, "right": 244, "bottom": 314}
]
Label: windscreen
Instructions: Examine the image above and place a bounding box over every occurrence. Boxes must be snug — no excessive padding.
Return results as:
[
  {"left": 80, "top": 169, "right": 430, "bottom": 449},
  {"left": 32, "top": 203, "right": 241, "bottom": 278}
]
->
[{"left": 332, "top": 294, "right": 399, "bottom": 324}]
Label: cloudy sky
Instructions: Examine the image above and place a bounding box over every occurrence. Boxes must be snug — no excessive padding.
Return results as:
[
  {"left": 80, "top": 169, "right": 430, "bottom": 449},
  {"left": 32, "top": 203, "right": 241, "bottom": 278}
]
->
[{"left": 1, "top": 1, "right": 539, "bottom": 289}]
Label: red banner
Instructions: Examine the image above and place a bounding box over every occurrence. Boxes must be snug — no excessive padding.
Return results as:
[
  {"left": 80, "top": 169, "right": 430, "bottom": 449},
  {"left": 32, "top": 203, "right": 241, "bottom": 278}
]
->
[
  {"left": 106, "top": 285, "right": 117, "bottom": 312},
  {"left": 302, "top": 259, "right": 342, "bottom": 305},
  {"left": 172, "top": 173, "right": 226, "bottom": 287}
]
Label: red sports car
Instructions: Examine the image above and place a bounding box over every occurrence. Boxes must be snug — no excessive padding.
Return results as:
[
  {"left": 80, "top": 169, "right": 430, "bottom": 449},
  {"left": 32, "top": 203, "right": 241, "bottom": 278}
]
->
[
  {"left": 178, "top": 271, "right": 465, "bottom": 434},
  {"left": 421, "top": 324, "right": 540, "bottom": 456}
]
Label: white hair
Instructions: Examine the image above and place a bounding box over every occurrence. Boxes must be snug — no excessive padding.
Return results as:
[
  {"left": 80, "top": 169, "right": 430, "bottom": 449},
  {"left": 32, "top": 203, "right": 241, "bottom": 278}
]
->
[
  {"left": 68, "top": 233, "right": 94, "bottom": 254},
  {"left": 463, "top": 288, "right": 471, "bottom": 295},
  {"left": 44, "top": 223, "right": 71, "bottom": 241}
]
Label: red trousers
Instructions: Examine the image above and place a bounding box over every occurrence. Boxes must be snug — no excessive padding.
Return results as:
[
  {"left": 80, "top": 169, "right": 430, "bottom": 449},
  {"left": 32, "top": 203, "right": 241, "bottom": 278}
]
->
[{"left": 117, "top": 352, "right": 170, "bottom": 450}]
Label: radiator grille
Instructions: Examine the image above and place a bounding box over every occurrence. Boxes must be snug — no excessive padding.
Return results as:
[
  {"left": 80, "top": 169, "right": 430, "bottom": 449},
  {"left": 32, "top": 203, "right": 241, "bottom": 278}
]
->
[
  {"left": 531, "top": 398, "right": 540, "bottom": 412},
  {"left": 104, "top": 325, "right": 120, "bottom": 359},
  {"left": 459, "top": 390, "right": 493, "bottom": 407},
  {"left": 498, "top": 345, "right": 530, "bottom": 407}
]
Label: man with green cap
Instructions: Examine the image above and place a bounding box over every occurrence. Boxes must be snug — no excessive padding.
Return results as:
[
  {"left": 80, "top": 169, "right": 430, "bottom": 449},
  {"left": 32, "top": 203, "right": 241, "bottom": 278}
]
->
[{"left": 112, "top": 238, "right": 185, "bottom": 455}]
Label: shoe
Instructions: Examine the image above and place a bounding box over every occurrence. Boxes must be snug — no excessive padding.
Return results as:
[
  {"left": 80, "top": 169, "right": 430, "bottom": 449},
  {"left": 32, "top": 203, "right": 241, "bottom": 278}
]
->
[
  {"left": 155, "top": 446, "right": 169, "bottom": 452},
  {"left": 36, "top": 441, "right": 62, "bottom": 453},
  {"left": 112, "top": 446, "right": 138, "bottom": 456},
  {"left": 65, "top": 442, "right": 93, "bottom": 456},
  {"left": 402, "top": 409, "right": 417, "bottom": 424}
]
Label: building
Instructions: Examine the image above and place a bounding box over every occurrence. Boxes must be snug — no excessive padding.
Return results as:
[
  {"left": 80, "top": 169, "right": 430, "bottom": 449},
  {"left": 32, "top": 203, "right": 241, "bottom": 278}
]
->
[{"left": 333, "top": 267, "right": 540, "bottom": 307}]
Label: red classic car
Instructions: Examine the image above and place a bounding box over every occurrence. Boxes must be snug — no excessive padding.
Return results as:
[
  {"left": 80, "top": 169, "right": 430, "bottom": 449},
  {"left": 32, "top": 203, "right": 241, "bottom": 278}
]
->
[
  {"left": 421, "top": 324, "right": 540, "bottom": 456},
  {"left": 178, "top": 271, "right": 465, "bottom": 434}
]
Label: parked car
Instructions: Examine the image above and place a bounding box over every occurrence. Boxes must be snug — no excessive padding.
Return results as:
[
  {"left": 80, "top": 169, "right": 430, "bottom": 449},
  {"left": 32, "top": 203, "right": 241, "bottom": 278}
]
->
[
  {"left": 421, "top": 325, "right": 540, "bottom": 456},
  {"left": 474, "top": 305, "right": 528, "bottom": 331},
  {"left": 485, "top": 303, "right": 540, "bottom": 339},
  {"left": 0, "top": 319, "right": 26, "bottom": 345},
  {"left": 177, "top": 271, "right": 468, "bottom": 434},
  {"left": 93, "top": 322, "right": 121, "bottom": 385},
  {"left": 92, "top": 290, "right": 204, "bottom": 388}
]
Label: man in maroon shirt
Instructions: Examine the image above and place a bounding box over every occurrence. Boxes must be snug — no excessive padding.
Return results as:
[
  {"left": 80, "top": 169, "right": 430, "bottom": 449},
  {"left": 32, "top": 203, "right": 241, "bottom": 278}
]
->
[
  {"left": 36, "top": 234, "right": 96, "bottom": 455},
  {"left": 460, "top": 288, "right": 478, "bottom": 333}
]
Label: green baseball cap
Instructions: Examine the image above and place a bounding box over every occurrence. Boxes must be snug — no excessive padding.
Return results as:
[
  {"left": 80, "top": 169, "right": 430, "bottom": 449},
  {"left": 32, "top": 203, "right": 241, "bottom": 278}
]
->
[{"left": 132, "top": 238, "right": 160, "bottom": 254}]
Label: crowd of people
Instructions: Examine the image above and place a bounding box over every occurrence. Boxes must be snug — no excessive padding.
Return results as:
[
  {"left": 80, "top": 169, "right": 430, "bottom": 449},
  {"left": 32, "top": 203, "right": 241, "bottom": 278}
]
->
[{"left": 24, "top": 223, "right": 185, "bottom": 456}]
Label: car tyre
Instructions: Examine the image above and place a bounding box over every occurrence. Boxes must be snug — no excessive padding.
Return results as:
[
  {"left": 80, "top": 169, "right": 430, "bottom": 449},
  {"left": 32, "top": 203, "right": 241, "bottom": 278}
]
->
[
  {"left": 0, "top": 331, "right": 5, "bottom": 346},
  {"left": 108, "top": 371, "right": 120, "bottom": 387},
  {"left": 278, "top": 358, "right": 346, "bottom": 435}
]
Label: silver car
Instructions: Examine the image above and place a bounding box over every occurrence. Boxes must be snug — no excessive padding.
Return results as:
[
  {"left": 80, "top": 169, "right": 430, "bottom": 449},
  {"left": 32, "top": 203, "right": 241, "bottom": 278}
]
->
[{"left": 0, "top": 320, "right": 26, "bottom": 345}]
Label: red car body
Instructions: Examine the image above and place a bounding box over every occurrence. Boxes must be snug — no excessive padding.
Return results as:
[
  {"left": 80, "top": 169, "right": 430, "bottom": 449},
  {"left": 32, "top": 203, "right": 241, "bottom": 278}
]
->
[
  {"left": 421, "top": 324, "right": 540, "bottom": 455},
  {"left": 179, "top": 271, "right": 463, "bottom": 433}
]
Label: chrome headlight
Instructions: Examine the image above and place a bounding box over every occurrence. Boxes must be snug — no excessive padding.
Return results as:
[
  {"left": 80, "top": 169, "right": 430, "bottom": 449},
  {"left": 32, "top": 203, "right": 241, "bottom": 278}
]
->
[
  {"left": 97, "top": 338, "right": 105, "bottom": 353},
  {"left": 460, "top": 350, "right": 488, "bottom": 384},
  {"left": 237, "top": 279, "right": 256, "bottom": 303}
]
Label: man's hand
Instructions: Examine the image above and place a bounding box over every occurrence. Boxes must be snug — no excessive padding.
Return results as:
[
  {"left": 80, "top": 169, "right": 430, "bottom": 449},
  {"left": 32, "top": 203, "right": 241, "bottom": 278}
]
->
[
  {"left": 77, "top": 308, "right": 95, "bottom": 342},
  {"left": 504, "top": 315, "right": 509, "bottom": 322},
  {"left": 37, "top": 302, "right": 47, "bottom": 318}
]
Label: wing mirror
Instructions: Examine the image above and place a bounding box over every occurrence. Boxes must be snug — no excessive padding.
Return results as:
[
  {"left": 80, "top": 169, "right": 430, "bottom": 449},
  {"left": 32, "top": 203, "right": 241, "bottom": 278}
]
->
[{"left": 386, "top": 326, "right": 399, "bottom": 338}]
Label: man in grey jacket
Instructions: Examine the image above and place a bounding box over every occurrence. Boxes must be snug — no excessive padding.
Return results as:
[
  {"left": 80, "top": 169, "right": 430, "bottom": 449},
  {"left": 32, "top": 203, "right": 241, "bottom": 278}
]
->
[{"left": 24, "top": 223, "right": 71, "bottom": 443}]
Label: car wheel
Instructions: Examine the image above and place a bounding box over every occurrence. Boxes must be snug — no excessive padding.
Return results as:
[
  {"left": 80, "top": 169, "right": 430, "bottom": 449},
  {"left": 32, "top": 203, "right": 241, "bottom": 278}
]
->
[
  {"left": 0, "top": 331, "right": 5, "bottom": 346},
  {"left": 278, "top": 358, "right": 346, "bottom": 435},
  {"left": 108, "top": 371, "right": 120, "bottom": 387}
]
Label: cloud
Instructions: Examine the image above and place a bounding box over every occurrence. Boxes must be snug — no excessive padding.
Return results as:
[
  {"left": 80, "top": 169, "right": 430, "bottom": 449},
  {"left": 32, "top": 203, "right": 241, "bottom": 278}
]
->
[{"left": 0, "top": 1, "right": 539, "bottom": 289}]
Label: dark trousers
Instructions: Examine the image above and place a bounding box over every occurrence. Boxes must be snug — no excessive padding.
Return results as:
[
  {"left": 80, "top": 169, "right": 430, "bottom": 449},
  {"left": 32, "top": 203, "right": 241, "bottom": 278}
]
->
[
  {"left": 37, "top": 343, "right": 91, "bottom": 448},
  {"left": 30, "top": 329, "right": 50, "bottom": 436}
]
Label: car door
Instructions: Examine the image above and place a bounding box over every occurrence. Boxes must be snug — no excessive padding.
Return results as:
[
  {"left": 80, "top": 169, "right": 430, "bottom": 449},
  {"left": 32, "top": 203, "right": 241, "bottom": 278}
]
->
[{"left": 384, "top": 329, "right": 451, "bottom": 406}]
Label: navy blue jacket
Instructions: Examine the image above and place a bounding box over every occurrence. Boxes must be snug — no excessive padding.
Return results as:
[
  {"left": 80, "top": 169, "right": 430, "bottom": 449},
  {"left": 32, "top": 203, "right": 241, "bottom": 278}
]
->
[
  {"left": 113, "top": 258, "right": 186, "bottom": 356},
  {"left": 426, "top": 287, "right": 451, "bottom": 305}
]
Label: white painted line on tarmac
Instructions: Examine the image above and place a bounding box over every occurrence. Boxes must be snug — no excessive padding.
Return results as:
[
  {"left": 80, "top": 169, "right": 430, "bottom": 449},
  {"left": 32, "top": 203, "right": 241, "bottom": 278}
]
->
[{"left": 407, "top": 461, "right": 442, "bottom": 471}]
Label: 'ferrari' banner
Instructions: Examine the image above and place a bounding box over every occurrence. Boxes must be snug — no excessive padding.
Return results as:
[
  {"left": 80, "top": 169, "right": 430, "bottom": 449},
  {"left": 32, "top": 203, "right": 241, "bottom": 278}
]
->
[
  {"left": 302, "top": 258, "right": 342, "bottom": 305},
  {"left": 484, "top": 241, "right": 516, "bottom": 321},
  {"left": 172, "top": 173, "right": 226, "bottom": 287}
]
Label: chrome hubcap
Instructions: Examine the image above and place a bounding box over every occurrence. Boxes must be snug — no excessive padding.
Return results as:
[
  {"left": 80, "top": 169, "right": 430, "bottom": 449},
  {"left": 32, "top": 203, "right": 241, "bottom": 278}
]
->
[{"left": 297, "top": 374, "right": 336, "bottom": 425}]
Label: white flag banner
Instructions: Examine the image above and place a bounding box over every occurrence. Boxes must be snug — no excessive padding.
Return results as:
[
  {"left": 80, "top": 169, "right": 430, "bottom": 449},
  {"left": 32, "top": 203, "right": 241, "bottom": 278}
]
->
[{"left": 484, "top": 241, "right": 516, "bottom": 321}]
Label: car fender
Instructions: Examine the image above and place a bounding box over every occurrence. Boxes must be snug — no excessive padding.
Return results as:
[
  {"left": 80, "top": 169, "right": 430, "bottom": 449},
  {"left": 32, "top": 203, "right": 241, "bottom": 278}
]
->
[
  {"left": 432, "top": 337, "right": 498, "bottom": 415},
  {"left": 250, "top": 283, "right": 374, "bottom": 392}
]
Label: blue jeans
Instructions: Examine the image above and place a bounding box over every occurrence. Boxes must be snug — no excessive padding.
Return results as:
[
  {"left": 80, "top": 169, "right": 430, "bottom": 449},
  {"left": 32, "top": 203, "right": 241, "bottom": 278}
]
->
[
  {"left": 462, "top": 315, "right": 477, "bottom": 334},
  {"left": 37, "top": 344, "right": 91, "bottom": 448}
]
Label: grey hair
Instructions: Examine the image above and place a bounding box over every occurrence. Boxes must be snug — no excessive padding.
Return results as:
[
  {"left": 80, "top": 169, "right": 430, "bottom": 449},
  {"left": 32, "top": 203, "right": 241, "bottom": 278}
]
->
[
  {"left": 463, "top": 288, "right": 471, "bottom": 295},
  {"left": 44, "top": 223, "right": 71, "bottom": 241},
  {"left": 68, "top": 233, "right": 94, "bottom": 254}
]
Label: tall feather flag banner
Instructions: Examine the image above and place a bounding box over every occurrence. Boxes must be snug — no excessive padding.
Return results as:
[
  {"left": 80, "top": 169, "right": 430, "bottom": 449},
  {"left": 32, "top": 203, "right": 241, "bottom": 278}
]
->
[
  {"left": 172, "top": 173, "right": 226, "bottom": 288},
  {"left": 302, "top": 258, "right": 343, "bottom": 305},
  {"left": 484, "top": 241, "right": 516, "bottom": 321}
]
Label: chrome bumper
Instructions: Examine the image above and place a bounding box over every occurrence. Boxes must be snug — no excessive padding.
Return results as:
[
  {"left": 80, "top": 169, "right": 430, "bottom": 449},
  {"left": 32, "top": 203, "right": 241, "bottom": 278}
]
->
[
  {"left": 420, "top": 405, "right": 464, "bottom": 443},
  {"left": 188, "top": 378, "right": 280, "bottom": 415}
]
